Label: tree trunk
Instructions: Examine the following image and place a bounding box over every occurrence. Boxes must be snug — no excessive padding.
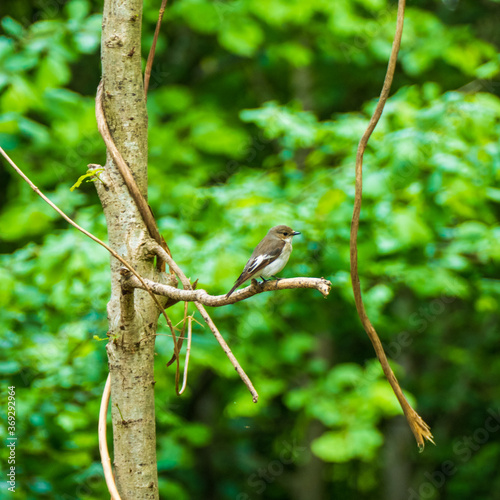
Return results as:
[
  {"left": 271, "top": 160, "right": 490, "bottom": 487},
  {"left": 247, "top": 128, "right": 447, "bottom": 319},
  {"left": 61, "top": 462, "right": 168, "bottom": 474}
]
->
[{"left": 96, "top": 0, "right": 161, "bottom": 497}]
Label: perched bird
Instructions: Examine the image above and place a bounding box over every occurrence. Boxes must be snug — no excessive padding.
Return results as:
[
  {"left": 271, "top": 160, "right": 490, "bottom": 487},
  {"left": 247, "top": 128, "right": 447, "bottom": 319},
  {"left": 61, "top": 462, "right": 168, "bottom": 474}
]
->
[{"left": 226, "top": 225, "right": 301, "bottom": 298}]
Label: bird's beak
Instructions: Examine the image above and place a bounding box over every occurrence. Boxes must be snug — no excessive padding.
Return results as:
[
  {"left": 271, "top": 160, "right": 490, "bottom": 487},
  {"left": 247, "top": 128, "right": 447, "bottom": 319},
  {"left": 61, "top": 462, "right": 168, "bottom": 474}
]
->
[{"left": 292, "top": 231, "right": 301, "bottom": 236}]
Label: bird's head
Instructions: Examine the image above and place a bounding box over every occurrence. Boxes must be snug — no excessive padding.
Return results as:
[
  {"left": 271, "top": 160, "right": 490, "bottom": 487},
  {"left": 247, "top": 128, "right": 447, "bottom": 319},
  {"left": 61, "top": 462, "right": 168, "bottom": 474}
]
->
[{"left": 269, "top": 225, "right": 301, "bottom": 242}]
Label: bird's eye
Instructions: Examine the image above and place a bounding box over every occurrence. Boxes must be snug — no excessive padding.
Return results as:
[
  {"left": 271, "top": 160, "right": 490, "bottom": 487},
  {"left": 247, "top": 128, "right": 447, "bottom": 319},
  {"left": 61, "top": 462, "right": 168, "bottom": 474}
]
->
[{"left": 283, "top": 232, "right": 288, "bottom": 236}]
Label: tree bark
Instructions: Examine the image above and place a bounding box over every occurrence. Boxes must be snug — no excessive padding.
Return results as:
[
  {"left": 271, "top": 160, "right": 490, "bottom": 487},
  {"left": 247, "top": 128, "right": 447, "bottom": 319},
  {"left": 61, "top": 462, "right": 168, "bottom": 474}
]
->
[{"left": 96, "top": 0, "right": 161, "bottom": 497}]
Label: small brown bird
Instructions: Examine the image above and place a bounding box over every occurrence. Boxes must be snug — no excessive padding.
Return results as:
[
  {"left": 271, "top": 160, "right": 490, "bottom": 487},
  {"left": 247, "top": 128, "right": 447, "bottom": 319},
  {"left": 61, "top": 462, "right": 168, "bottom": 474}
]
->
[{"left": 226, "top": 225, "right": 301, "bottom": 298}]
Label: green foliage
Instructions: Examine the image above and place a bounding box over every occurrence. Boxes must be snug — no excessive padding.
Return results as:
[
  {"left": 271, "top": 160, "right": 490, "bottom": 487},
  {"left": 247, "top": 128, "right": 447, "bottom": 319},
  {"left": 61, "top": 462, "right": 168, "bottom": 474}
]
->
[
  {"left": 1, "top": 0, "right": 500, "bottom": 499},
  {"left": 288, "top": 361, "right": 401, "bottom": 462}
]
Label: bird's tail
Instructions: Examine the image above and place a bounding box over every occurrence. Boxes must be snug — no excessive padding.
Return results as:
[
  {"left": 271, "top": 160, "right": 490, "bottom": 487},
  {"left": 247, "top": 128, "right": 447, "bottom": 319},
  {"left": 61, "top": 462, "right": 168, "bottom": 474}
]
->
[
  {"left": 226, "top": 273, "right": 247, "bottom": 298},
  {"left": 225, "top": 283, "right": 239, "bottom": 298}
]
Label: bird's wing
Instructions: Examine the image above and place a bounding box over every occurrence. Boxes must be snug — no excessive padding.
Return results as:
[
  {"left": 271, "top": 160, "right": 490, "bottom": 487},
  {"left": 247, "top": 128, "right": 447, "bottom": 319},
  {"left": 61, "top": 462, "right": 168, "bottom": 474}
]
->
[
  {"left": 226, "top": 240, "right": 284, "bottom": 298},
  {"left": 242, "top": 239, "right": 284, "bottom": 277}
]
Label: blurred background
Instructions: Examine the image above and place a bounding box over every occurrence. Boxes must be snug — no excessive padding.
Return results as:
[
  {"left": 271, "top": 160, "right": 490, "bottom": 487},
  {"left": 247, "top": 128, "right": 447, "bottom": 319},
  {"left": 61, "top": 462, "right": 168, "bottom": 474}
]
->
[{"left": 0, "top": 0, "right": 499, "bottom": 498}]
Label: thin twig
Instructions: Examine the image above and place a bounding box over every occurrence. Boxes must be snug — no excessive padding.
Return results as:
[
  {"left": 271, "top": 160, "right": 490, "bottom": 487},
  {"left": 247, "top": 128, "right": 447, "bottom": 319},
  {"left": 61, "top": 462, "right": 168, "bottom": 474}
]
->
[
  {"left": 349, "top": 0, "right": 434, "bottom": 450},
  {"left": 174, "top": 301, "right": 188, "bottom": 393},
  {"left": 195, "top": 302, "right": 259, "bottom": 402},
  {"left": 144, "top": 0, "right": 169, "bottom": 99},
  {"left": 152, "top": 243, "right": 260, "bottom": 402},
  {"left": 0, "top": 149, "right": 137, "bottom": 284},
  {"left": 96, "top": 82, "right": 162, "bottom": 246},
  {"left": 179, "top": 315, "right": 192, "bottom": 395},
  {"left": 122, "top": 271, "right": 332, "bottom": 305},
  {"left": 166, "top": 313, "right": 204, "bottom": 367},
  {"left": 99, "top": 373, "right": 122, "bottom": 500},
  {"left": 0, "top": 146, "right": 180, "bottom": 366}
]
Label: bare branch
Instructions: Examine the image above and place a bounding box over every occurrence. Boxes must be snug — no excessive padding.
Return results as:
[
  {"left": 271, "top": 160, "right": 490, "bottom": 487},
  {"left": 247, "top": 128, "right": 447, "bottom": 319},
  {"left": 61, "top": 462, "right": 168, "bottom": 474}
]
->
[
  {"left": 0, "top": 146, "right": 181, "bottom": 365},
  {"left": 122, "top": 270, "right": 332, "bottom": 306},
  {"left": 0, "top": 148, "right": 145, "bottom": 291},
  {"left": 144, "top": 0, "right": 169, "bottom": 99},
  {"left": 349, "top": 0, "right": 434, "bottom": 450},
  {"left": 195, "top": 302, "right": 259, "bottom": 402}
]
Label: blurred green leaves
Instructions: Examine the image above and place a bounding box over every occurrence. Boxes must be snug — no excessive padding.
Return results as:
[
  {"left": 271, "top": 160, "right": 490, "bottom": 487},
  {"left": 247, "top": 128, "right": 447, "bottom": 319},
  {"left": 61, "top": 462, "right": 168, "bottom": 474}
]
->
[
  {"left": 287, "top": 362, "right": 401, "bottom": 462},
  {"left": 1, "top": 0, "right": 500, "bottom": 498}
]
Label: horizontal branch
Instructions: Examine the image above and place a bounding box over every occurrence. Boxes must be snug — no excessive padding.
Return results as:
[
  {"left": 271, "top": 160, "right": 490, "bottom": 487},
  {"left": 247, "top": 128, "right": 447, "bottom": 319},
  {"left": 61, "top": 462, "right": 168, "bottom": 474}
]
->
[{"left": 121, "top": 269, "right": 331, "bottom": 306}]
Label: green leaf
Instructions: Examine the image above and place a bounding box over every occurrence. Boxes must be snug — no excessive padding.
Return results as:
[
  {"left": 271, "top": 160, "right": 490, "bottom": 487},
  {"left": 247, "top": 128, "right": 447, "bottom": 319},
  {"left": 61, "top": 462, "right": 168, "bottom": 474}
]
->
[
  {"left": 311, "top": 427, "right": 383, "bottom": 462},
  {"left": 0, "top": 360, "right": 20, "bottom": 374},
  {"left": 218, "top": 17, "right": 264, "bottom": 57},
  {"left": 70, "top": 169, "right": 104, "bottom": 191}
]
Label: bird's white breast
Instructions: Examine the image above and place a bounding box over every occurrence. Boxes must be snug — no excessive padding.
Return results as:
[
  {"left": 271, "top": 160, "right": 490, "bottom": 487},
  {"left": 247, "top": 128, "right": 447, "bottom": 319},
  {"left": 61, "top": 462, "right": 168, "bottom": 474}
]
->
[{"left": 260, "top": 240, "right": 292, "bottom": 278}]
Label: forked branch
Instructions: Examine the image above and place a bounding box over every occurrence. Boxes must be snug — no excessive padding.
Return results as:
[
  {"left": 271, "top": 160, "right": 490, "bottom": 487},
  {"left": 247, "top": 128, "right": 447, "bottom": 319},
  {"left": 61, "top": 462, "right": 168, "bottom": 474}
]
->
[
  {"left": 121, "top": 270, "right": 331, "bottom": 306},
  {"left": 151, "top": 243, "right": 262, "bottom": 402},
  {"left": 349, "top": 0, "right": 434, "bottom": 449},
  {"left": 0, "top": 145, "right": 181, "bottom": 366}
]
